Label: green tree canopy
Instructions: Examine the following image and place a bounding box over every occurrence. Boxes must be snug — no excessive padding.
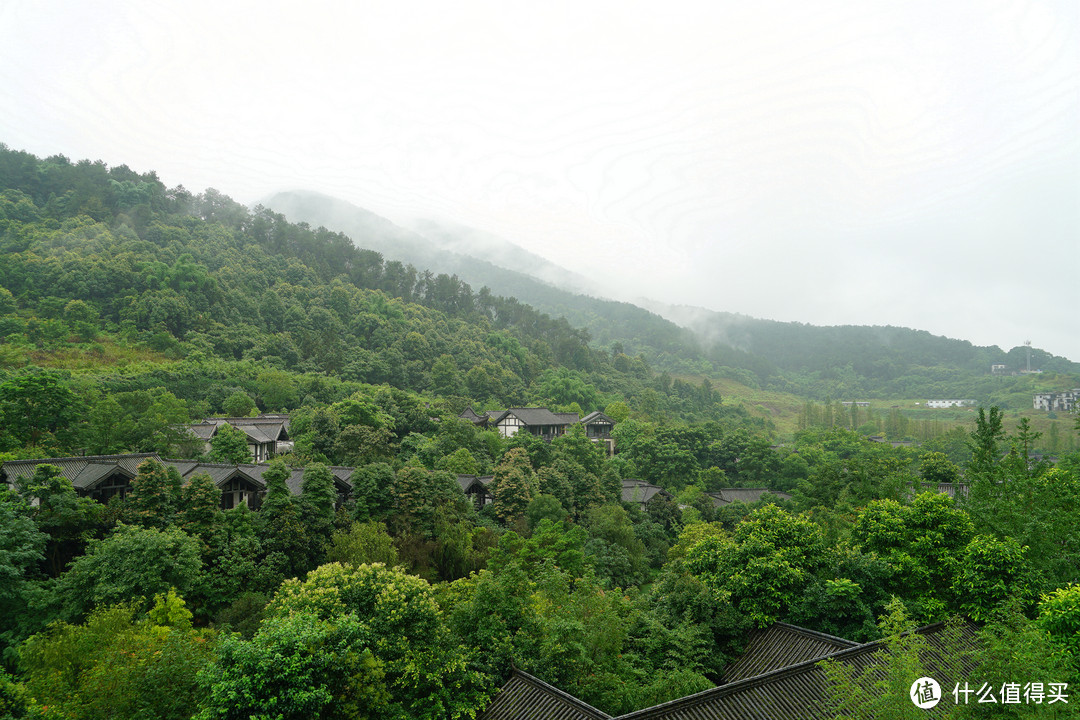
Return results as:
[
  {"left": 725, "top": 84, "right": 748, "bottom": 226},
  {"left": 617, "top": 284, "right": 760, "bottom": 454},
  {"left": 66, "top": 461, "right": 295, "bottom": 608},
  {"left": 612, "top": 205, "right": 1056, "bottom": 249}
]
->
[
  {"left": 53, "top": 524, "right": 203, "bottom": 620},
  {"left": 208, "top": 424, "right": 251, "bottom": 464}
]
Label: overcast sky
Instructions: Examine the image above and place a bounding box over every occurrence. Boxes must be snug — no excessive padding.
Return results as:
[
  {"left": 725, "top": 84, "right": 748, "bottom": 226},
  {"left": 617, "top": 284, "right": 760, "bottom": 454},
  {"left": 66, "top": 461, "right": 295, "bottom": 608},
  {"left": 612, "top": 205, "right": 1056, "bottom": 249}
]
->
[{"left": 3, "top": 1, "right": 1078, "bottom": 361}]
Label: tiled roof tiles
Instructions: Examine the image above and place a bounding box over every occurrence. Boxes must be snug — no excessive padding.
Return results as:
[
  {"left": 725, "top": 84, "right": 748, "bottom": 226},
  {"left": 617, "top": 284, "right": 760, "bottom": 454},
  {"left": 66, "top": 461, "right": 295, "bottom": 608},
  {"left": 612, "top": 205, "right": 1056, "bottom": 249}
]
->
[{"left": 479, "top": 670, "right": 611, "bottom": 720}]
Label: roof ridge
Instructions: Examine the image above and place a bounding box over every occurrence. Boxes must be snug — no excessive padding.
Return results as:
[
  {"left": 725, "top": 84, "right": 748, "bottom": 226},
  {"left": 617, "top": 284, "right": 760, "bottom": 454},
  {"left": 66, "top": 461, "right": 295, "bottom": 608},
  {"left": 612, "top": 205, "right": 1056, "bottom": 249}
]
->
[
  {"left": 3, "top": 452, "right": 161, "bottom": 464},
  {"left": 612, "top": 622, "right": 966, "bottom": 719},
  {"left": 771, "top": 621, "right": 861, "bottom": 647},
  {"left": 504, "top": 669, "right": 612, "bottom": 719}
]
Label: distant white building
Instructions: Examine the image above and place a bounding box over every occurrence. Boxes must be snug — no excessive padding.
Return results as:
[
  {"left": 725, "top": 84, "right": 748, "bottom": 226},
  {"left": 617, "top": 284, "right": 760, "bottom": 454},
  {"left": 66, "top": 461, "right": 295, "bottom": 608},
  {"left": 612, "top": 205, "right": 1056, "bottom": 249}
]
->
[
  {"left": 1033, "top": 389, "right": 1080, "bottom": 412},
  {"left": 925, "top": 399, "right": 977, "bottom": 409}
]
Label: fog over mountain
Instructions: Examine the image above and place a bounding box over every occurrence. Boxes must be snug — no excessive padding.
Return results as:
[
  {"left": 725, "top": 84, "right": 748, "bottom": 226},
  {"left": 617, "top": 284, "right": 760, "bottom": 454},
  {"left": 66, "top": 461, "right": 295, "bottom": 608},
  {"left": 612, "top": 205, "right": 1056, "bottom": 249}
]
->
[
  {"left": 264, "top": 189, "right": 1080, "bottom": 378},
  {"left": 263, "top": 191, "right": 595, "bottom": 297},
  {"left": 3, "top": 1, "right": 1077, "bottom": 359}
]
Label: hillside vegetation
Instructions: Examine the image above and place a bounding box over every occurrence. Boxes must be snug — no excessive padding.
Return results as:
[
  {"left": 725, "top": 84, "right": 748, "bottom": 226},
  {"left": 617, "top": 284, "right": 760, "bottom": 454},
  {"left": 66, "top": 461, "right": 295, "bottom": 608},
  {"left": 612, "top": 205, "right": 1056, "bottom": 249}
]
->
[
  {"left": 266, "top": 189, "right": 1080, "bottom": 407},
  {"left": 2, "top": 145, "right": 1080, "bottom": 719}
]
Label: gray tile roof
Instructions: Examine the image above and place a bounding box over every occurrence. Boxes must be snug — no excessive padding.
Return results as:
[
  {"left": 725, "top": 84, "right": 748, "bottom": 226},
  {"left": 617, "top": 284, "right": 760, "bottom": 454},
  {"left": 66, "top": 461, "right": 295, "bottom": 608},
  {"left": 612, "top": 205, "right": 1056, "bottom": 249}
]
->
[
  {"left": 621, "top": 480, "right": 672, "bottom": 505},
  {"left": 459, "top": 407, "right": 486, "bottom": 423},
  {"left": 460, "top": 407, "right": 617, "bottom": 433},
  {"left": 499, "top": 408, "right": 578, "bottom": 427},
  {"left": 166, "top": 460, "right": 202, "bottom": 477},
  {"left": 3, "top": 453, "right": 354, "bottom": 497},
  {"left": 479, "top": 670, "right": 611, "bottom": 720},
  {"left": 613, "top": 621, "right": 978, "bottom": 720},
  {"left": 174, "top": 462, "right": 265, "bottom": 488},
  {"left": 235, "top": 463, "right": 302, "bottom": 494},
  {"left": 479, "top": 623, "right": 978, "bottom": 720},
  {"left": 707, "top": 488, "right": 793, "bottom": 506},
  {"left": 457, "top": 474, "right": 494, "bottom": 492},
  {"left": 721, "top": 623, "right": 859, "bottom": 683},
  {"left": 1, "top": 454, "right": 163, "bottom": 490},
  {"left": 189, "top": 423, "right": 218, "bottom": 441},
  {"left": 188, "top": 416, "right": 291, "bottom": 445}
]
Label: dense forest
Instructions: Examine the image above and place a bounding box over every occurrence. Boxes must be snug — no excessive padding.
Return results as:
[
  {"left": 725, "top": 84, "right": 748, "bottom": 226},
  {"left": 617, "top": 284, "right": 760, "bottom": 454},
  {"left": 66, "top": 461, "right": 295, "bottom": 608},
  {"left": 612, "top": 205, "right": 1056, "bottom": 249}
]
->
[{"left": 1, "top": 145, "right": 1079, "bottom": 719}]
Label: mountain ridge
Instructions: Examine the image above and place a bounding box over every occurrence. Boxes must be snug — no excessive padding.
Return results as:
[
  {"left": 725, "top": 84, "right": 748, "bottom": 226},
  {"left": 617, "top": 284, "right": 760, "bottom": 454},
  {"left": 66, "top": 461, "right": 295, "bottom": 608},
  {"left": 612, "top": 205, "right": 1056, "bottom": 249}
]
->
[{"left": 262, "top": 189, "right": 1079, "bottom": 385}]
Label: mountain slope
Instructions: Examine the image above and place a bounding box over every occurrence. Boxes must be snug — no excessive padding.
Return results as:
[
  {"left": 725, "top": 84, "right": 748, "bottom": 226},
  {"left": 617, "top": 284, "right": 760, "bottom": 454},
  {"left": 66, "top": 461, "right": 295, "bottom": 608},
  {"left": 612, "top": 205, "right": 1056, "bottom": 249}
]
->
[
  {"left": 261, "top": 190, "right": 721, "bottom": 368},
  {"left": 262, "top": 189, "right": 1080, "bottom": 401}
]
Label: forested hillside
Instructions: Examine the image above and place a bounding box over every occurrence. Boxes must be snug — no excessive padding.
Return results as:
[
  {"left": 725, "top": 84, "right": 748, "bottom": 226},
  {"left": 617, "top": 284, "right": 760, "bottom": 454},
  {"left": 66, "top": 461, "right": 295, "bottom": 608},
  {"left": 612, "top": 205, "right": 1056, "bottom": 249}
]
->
[
  {"left": 263, "top": 189, "right": 743, "bottom": 377},
  {"left": 0, "top": 145, "right": 746, "bottom": 429},
  {"left": 266, "top": 189, "right": 1080, "bottom": 406},
  {"left": 1, "top": 145, "right": 1079, "bottom": 719}
]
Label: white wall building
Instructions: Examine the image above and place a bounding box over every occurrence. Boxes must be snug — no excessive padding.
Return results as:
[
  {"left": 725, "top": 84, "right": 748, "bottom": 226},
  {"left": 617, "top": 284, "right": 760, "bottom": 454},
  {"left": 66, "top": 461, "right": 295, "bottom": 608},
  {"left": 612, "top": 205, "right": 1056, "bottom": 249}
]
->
[{"left": 925, "top": 399, "right": 976, "bottom": 409}]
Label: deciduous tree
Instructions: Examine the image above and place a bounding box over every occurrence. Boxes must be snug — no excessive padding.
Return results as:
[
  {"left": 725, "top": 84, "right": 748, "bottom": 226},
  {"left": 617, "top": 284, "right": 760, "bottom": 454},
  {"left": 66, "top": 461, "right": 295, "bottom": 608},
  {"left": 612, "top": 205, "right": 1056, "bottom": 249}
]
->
[{"left": 207, "top": 424, "right": 251, "bottom": 464}]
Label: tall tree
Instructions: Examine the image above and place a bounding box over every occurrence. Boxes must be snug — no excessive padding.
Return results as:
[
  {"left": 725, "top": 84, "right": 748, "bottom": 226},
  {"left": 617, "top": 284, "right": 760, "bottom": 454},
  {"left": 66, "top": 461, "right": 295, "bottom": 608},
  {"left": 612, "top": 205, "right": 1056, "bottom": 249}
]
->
[
  {"left": 128, "top": 459, "right": 183, "bottom": 529},
  {"left": 208, "top": 424, "right": 251, "bottom": 464},
  {"left": 53, "top": 525, "right": 203, "bottom": 621},
  {"left": 258, "top": 459, "right": 309, "bottom": 581},
  {"left": 0, "top": 369, "right": 82, "bottom": 450},
  {"left": 490, "top": 448, "right": 536, "bottom": 526},
  {"left": 0, "top": 490, "right": 46, "bottom": 664},
  {"left": 16, "top": 464, "right": 102, "bottom": 577},
  {"left": 299, "top": 463, "right": 338, "bottom": 566},
  {"left": 967, "top": 406, "right": 1006, "bottom": 481},
  {"left": 178, "top": 472, "right": 224, "bottom": 548}
]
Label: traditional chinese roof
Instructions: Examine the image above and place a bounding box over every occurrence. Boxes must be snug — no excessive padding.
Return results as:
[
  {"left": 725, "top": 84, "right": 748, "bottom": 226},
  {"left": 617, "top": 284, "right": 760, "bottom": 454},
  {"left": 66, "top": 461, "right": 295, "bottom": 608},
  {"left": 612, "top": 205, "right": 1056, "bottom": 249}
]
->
[
  {"left": 1, "top": 453, "right": 162, "bottom": 491},
  {"left": 478, "top": 623, "right": 979, "bottom": 720},
  {"left": 490, "top": 408, "right": 578, "bottom": 428},
  {"left": 457, "top": 474, "right": 494, "bottom": 493},
  {"left": 2, "top": 453, "right": 353, "bottom": 496},
  {"left": 479, "top": 669, "right": 611, "bottom": 720},
  {"left": 188, "top": 423, "right": 219, "bottom": 441},
  {"left": 721, "top": 623, "right": 859, "bottom": 683},
  {"left": 707, "top": 488, "right": 794, "bottom": 506},
  {"left": 174, "top": 462, "right": 267, "bottom": 488},
  {"left": 459, "top": 407, "right": 487, "bottom": 424},
  {"left": 621, "top": 479, "right": 672, "bottom": 505},
  {"left": 613, "top": 621, "right": 978, "bottom": 720},
  {"left": 459, "top": 407, "right": 619, "bottom": 436},
  {"left": 188, "top": 415, "right": 291, "bottom": 444}
]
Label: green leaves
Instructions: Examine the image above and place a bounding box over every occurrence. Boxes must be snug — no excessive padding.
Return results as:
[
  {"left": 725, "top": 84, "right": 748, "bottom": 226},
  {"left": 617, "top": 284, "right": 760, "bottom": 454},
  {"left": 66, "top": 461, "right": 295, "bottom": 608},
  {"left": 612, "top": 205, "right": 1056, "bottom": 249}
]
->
[
  {"left": 199, "top": 611, "right": 389, "bottom": 720},
  {"left": 234, "top": 562, "right": 492, "bottom": 720},
  {"left": 684, "top": 505, "right": 826, "bottom": 628},
  {"left": 207, "top": 423, "right": 250, "bottom": 464},
  {"left": 0, "top": 369, "right": 82, "bottom": 449},
  {"left": 852, "top": 493, "right": 974, "bottom": 620},
  {"left": 20, "top": 598, "right": 215, "bottom": 720},
  {"left": 1037, "top": 584, "right": 1080, "bottom": 659},
  {"left": 953, "top": 535, "right": 1037, "bottom": 622},
  {"left": 53, "top": 524, "right": 203, "bottom": 621}
]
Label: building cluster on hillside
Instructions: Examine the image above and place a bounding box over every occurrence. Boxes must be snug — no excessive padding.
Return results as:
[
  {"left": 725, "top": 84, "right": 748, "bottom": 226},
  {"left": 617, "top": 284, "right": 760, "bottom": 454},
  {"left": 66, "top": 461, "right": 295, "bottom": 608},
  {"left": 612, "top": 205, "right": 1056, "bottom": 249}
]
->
[
  {"left": 0, "top": 453, "right": 807, "bottom": 516},
  {"left": 2, "top": 407, "right": 975, "bottom": 512},
  {"left": 0, "top": 452, "right": 354, "bottom": 509},
  {"left": 1033, "top": 389, "right": 1080, "bottom": 412},
  {"left": 478, "top": 621, "right": 978, "bottom": 719},
  {"left": 459, "top": 407, "right": 617, "bottom": 454}
]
